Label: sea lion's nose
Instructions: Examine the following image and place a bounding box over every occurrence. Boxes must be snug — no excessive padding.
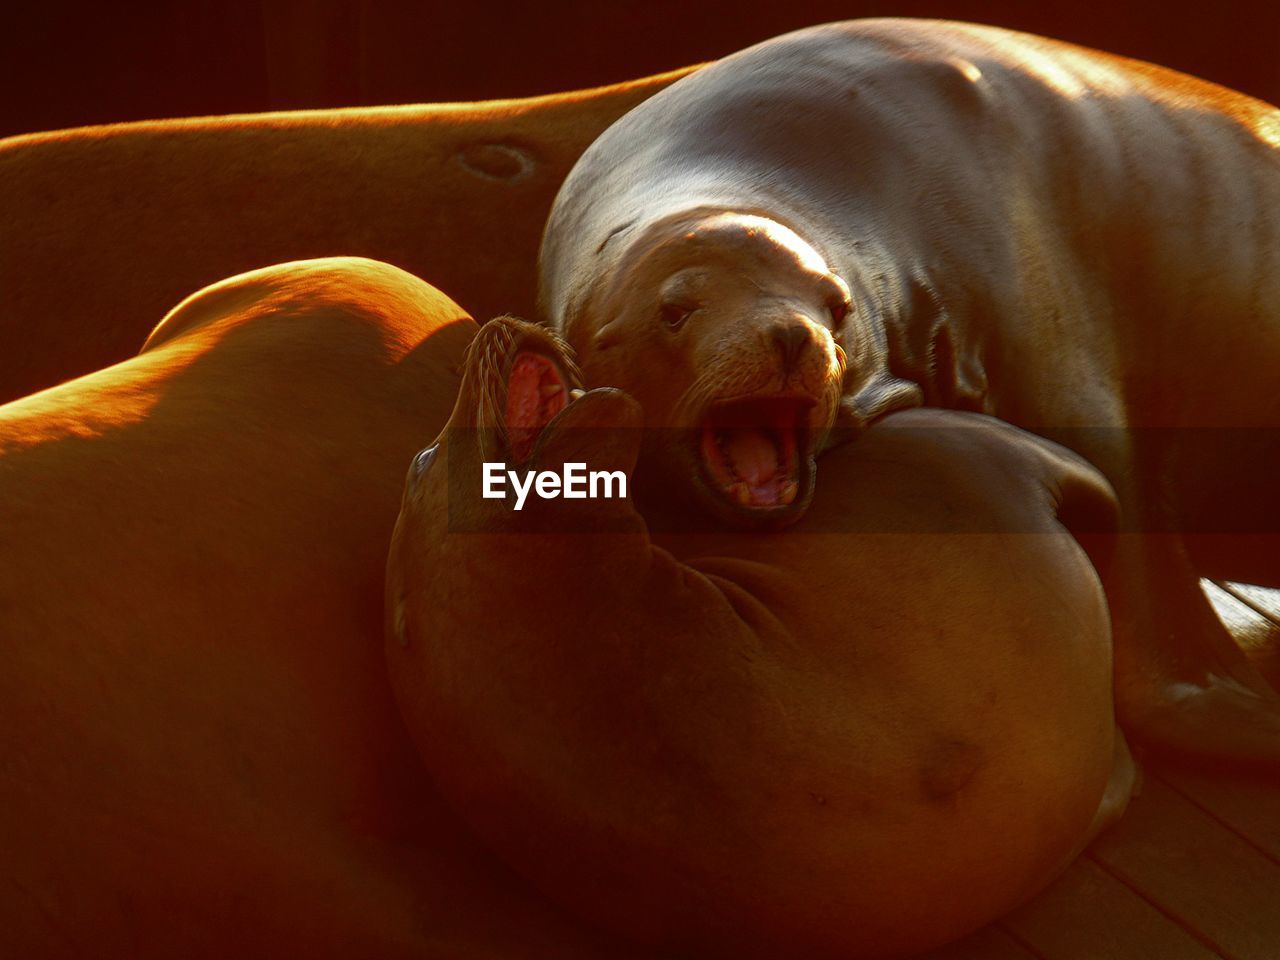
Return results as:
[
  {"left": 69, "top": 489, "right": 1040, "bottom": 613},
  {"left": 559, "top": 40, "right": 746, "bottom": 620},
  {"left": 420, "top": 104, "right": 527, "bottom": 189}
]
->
[{"left": 770, "top": 319, "right": 813, "bottom": 371}]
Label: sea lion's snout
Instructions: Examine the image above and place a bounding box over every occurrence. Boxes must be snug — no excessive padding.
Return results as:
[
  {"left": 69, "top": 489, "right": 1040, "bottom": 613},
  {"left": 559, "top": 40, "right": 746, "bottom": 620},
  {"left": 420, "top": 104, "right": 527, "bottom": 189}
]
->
[
  {"left": 442, "top": 315, "right": 583, "bottom": 454},
  {"left": 424, "top": 316, "right": 642, "bottom": 523},
  {"left": 496, "top": 332, "right": 641, "bottom": 475},
  {"left": 769, "top": 317, "right": 817, "bottom": 373}
]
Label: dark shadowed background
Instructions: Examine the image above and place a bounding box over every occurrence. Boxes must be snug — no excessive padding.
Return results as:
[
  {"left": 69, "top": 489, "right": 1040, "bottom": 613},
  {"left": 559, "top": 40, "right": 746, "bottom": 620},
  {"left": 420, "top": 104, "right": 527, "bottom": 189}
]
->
[{"left": 0, "top": 0, "right": 1276, "bottom": 140}]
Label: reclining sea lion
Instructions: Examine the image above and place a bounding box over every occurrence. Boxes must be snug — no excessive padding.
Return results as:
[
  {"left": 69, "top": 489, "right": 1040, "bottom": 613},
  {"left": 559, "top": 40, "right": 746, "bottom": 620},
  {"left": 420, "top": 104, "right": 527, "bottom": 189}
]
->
[
  {"left": 537, "top": 18, "right": 1280, "bottom": 769},
  {"left": 0, "top": 66, "right": 693, "bottom": 403},
  {"left": 386, "top": 317, "right": 1134, "bottom": 960},
  {"left": 0, "top": 259, "right": 659, "bottom": 959}
]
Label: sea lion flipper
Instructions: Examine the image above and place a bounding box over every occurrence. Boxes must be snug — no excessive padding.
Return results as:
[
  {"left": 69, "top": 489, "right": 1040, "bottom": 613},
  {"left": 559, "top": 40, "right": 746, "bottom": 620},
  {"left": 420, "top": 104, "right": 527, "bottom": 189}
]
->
[
  {"left": 823, "top": 376, "right": 925, "bottom": 452},
  {"left": 1116, "top": 669, "right": 1280, "bottom": 773},
  {"left": 1106, "top": 533, "right": 1280, "bottom": 774}
]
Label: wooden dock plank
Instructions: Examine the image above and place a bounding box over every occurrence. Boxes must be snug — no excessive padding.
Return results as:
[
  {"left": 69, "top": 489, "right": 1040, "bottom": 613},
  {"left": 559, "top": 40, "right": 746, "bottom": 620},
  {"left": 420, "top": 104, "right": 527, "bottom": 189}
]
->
[
  {"left": 1159, "top": 768, "right": 1280, "bottom": 864},
  {"left": 907, "top": 760, "right": 1280, "bottom": 959},
  {"left": 999, "top": 856, "right": 1219, "bottom": 960},
  {"left": 915, "top": 924, "right": 1039, "bottom": 960},
  {"left": 1087, "top": 776, "right": 1280, "bottom": 960},
  {"left": 1205, "top": 581, "right": 1280, "bottom": 685},
  {"left": 1219, "top": 583, "right": 1280, "bottom": 625}
]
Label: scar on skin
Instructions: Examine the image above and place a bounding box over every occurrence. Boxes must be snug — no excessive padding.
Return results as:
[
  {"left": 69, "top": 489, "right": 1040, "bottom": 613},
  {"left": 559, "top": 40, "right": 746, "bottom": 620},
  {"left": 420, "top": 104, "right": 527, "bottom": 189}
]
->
[
  {"left": 597, "top": 219, "right": 638, "bottom": 253},
  {"left": 456, "top": 141, "right": 537, "bottom": 181}
]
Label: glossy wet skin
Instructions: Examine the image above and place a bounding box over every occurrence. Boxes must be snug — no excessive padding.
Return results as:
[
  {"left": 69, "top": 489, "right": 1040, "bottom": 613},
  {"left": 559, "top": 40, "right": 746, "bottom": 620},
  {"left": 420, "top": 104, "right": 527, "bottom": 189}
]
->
[{"left": 566, "top": 212, "right": 854, "bottom": 527}]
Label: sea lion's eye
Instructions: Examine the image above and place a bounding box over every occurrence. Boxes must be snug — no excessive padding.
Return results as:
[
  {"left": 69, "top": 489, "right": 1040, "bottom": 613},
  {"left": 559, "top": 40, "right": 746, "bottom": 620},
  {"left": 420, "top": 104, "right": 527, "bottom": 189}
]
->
[
  {"left": 660, "top": 303, "right": 695, "bottom": 331},
  {"left": 827, "top": 298, "right": 850, "bottom": 327},
  {"left": 409, "top": 443, "right": 439, "bottom": 480}
]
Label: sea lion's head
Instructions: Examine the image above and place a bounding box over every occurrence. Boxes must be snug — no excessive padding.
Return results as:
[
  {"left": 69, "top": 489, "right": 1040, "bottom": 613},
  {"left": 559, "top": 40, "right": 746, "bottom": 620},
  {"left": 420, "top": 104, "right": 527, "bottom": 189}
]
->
[{"left": 562, "top": 211, "right": 867, "bottom": 528}]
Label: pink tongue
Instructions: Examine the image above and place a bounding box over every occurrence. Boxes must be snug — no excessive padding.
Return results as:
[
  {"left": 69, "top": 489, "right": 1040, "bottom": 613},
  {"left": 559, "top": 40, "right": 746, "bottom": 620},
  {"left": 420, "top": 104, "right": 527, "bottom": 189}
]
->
[{"left": 724, "top": 428, "right": 779, "bottom": 488}]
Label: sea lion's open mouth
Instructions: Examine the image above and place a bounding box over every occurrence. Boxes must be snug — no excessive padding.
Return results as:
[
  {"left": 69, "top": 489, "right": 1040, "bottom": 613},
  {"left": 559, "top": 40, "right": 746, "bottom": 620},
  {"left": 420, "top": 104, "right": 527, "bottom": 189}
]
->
[
  {"left": 697, "top": 396, "right": 812, "bottom": 510},
  {"left": 504, "top": 348, "right": 575, "bottom": 462}
]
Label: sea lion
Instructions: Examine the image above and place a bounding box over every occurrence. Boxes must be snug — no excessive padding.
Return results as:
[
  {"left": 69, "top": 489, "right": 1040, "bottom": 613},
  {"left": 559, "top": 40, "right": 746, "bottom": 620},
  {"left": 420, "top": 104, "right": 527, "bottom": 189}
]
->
[
  {"left": 0, "top": 260, "right": 657, "bottom": 959},
  {"left": 537, "top": 18, "right": 1280, "bottom": 768},
  {"left": 0, "top": 65, "right": 693, "bottom": 404},
  {"left": 386, "top": 317, "right": 1134, "bottom": 960}
]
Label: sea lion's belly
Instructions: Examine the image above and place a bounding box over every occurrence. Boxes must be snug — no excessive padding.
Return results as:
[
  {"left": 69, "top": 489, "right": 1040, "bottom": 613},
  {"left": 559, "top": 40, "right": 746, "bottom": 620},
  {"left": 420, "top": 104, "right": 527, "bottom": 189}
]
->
[{"left": 648, "top": 414, "right": 1116, "bottom": 949}]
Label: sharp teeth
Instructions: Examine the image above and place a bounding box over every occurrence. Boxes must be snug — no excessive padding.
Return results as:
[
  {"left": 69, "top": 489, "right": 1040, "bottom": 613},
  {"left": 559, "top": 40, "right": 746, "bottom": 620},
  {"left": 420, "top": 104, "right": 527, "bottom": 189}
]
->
[
  {"left": 541, "top": 383, "right": 564, "bottom": 397},
  {"left": 569, "top": 388, "right": 585, "bottom": 400},
  {"left": 779, "top": 480, "right": 798, "bottom": 505},
  {"left": 728, "top": 482, "right": 752, "bottom": 506}
]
